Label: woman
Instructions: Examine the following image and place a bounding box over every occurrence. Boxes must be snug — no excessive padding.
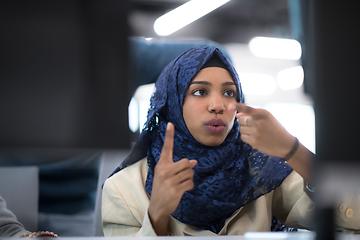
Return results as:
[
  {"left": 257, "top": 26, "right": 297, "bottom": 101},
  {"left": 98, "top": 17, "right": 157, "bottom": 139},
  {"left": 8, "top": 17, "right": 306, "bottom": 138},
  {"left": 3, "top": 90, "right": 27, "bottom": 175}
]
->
[{"left": 102, "top": 47, "right": 358, "bottom": 236}]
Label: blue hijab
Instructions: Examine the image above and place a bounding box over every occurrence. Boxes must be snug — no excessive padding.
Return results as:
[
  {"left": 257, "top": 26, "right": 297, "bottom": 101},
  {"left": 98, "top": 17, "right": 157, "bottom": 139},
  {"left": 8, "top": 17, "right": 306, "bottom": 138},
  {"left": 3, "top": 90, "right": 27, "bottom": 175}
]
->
[{"left": 111, "top": 47, "right": 292, "bottom": 233}]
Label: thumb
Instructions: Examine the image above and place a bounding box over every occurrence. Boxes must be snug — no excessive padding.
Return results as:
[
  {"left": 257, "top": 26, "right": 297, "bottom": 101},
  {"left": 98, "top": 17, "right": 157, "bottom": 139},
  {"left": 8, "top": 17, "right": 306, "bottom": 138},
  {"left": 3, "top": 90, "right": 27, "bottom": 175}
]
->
[{"left": 159, "top": 122, "right": 175, "bottom": 164}]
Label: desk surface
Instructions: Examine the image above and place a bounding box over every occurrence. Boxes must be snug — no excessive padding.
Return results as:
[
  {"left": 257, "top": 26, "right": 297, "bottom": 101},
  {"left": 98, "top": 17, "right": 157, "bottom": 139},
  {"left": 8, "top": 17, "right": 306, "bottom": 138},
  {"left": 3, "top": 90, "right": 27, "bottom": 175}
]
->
[{"left": 6, "top": 231, "right": 360, "bottom": 240}]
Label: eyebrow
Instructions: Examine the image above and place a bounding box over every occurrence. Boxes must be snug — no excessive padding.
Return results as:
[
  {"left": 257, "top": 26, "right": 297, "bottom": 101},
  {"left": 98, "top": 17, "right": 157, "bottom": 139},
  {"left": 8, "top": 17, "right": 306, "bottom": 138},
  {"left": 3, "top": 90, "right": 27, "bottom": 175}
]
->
[{"left": 190, "top": 81, "right": 236, "bottom": 86}]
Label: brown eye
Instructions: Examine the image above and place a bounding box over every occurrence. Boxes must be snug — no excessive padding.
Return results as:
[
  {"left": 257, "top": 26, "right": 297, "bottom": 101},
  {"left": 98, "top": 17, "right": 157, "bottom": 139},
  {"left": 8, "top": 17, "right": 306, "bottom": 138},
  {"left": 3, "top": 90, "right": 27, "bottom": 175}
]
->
[
  {"left": 224, "top": 90, "right": 235, "bottom": 97},
  {"left": 192, "top": 89, "right": 207, "bottom": 96}
]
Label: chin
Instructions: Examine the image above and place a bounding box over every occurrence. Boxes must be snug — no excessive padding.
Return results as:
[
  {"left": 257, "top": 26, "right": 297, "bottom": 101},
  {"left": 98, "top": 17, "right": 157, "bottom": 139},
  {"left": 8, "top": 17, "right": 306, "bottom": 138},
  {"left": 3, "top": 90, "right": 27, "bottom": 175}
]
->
[
  {"left": 206, "top": 142, "right": 222, "bottom": 147},
  {"left": 200, "top": 137, "right": 225, "bottom": 147}
]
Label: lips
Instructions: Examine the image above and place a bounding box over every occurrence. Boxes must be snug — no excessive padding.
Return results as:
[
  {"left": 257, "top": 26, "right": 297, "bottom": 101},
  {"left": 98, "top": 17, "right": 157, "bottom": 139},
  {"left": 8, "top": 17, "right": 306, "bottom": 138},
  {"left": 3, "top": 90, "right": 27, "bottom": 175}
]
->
[{"left": 205, "top": 119, "right": 226, "bottom": 133}]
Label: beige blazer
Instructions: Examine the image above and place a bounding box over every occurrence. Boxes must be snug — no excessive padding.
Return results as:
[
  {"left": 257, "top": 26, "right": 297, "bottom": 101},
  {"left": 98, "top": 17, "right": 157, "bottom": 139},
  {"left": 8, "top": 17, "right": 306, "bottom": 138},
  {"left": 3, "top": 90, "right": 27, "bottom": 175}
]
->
[{"left": 102, "top": 158, "right": 360, "bottom": 236}]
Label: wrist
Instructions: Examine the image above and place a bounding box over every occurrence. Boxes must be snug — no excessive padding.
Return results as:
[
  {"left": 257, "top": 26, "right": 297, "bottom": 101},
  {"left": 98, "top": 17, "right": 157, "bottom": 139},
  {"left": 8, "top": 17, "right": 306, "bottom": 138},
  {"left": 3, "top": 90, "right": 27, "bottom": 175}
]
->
[
  {"left": 281, "top": 137, "right": 299, "bottom": 163},
  {"left": 148, "top": 206, "right": 170, "bottom": 236},
  {"left": 148, "top": 203, "right": 169, "bottom": 221}
]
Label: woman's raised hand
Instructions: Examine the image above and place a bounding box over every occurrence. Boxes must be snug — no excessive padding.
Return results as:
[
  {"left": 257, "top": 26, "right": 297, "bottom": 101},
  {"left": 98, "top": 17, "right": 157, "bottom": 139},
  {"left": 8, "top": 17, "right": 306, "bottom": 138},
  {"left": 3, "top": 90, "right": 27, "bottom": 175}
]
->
[
  {"left": 148, "top": 122, "right": 197, "bottom": 235},
  {"left": 231, "top": 103, "right": 314, "bottom": 183},
  {"left": 230, "top": 103, "right": 295, "bottom": 159}
]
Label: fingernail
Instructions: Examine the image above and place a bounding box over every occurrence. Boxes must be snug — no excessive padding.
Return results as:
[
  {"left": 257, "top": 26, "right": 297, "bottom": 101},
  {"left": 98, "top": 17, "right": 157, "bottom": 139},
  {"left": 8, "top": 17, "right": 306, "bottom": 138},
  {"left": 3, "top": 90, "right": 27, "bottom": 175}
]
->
[{"left": 167, "top": 122, "right": 171, "bottom": 131}]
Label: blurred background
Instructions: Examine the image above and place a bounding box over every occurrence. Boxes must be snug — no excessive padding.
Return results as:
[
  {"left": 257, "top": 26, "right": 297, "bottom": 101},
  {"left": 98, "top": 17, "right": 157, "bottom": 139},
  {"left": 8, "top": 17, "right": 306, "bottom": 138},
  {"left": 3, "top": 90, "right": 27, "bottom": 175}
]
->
[{"left": 0, "top": 0, "right": 315, "bottom": 237}]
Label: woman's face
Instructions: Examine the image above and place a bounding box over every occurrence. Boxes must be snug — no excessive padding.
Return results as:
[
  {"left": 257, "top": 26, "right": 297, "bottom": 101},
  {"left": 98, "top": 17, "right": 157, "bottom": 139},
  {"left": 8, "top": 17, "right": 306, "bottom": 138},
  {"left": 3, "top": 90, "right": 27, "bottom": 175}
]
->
[{"left": 182, "top": 67, "right": 238, "bottom": 146}]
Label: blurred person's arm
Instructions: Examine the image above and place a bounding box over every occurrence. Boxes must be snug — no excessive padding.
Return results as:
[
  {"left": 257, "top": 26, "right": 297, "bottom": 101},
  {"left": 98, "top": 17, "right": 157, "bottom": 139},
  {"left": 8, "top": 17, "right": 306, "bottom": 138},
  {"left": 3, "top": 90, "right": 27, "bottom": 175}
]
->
[
  {"left": 0, "top": 196, "right": 58, "bottom": 238},
  {"left": 0, "top": 195, "right": 31, "bottom": 238}
]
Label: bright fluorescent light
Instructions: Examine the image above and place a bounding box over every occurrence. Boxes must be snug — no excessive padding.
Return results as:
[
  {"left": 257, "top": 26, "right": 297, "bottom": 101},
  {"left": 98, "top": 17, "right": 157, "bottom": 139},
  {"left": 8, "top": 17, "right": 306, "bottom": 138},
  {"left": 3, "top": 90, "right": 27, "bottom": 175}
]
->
[
  {"left": 128, "top": 97, "right": 139, "bottom": 133},
  {"left": 277, "top": 66, "right": 304, "bottom": 90},
  {"left": 249, "top": 37, "right": 302, "bottom": 60},
  {"left": 154, "top": 0, "right": 230, "bottom": 36},
  {"left": 132, "top": 83, "right": 155, "bottom": 133},
  {"left": 239, "top": 72, "right": 277, "bottom": 95}
]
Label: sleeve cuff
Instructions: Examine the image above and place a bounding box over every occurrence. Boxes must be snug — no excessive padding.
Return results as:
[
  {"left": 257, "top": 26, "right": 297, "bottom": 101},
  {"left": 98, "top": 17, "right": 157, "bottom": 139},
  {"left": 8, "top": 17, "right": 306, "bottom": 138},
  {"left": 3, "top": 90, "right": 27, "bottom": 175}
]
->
[{"left": 136, "top": 208, "right": 158, "bottom": 236}]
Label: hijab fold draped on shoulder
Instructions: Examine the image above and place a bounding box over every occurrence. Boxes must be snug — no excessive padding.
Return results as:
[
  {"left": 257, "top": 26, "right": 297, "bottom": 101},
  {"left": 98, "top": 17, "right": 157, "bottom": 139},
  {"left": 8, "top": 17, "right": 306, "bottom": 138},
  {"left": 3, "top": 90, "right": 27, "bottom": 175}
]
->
[{"left": 110, "top": 47, "right": 292, "bottom": 233}]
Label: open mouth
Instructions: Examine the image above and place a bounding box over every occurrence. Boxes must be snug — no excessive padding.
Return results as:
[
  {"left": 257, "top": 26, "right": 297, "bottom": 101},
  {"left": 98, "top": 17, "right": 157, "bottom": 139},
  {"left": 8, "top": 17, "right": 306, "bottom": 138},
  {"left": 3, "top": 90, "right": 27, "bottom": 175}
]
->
[
  {"left": 205, "top": 124, "right": 226, "bottom": 133},
  {"left": 205, "top": 119, "right": 226, "bottom": 133}
]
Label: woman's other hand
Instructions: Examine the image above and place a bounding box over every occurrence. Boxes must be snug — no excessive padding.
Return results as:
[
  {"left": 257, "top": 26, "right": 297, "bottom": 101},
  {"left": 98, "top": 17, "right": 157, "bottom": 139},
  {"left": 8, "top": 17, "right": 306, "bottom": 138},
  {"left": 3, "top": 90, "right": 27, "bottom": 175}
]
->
[
  {"left": 148, "top": 122, "right": 197, "bottom": 235},
  {"left": 230, "top": 103, "right": 314, "bottom": 183},
  {"left": 230, "top": 103, "right": 295, "bottom": 158}
]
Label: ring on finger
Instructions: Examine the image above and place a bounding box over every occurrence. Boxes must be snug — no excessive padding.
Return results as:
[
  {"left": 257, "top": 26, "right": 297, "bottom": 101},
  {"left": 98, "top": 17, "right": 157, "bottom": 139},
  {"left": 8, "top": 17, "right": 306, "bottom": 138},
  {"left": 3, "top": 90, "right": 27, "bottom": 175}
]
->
[{"left": 244, "top": 116, "right": 249, "bottom": 126}]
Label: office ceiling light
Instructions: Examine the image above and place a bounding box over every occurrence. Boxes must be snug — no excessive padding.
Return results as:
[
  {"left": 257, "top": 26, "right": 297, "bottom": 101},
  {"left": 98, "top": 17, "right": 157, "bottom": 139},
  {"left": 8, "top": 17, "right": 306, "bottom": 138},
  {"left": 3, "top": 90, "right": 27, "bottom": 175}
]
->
[
  {"left": 239, "top": 72, "right": 277, "bottom": 95},
  {"left": 249, "top": 37, "right": 302, "bottom": 60},
  {"left": 277, "top": 66, "right": 304, "bottom": 90},
  {"left": 128, "top": 97, "right": 139, "bottom": 133},
  {"left": 132, "top": 83, "right": 155, "bottom": 133},
  {"left": 154, "top": 0, "right": 230, "bottom": 36}
]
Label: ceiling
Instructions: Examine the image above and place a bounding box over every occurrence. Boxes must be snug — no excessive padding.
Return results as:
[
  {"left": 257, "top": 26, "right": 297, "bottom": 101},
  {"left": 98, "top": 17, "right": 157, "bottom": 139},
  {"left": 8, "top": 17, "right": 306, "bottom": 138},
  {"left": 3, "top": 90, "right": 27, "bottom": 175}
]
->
[{"left": 128, "top": 0, "right": 292, "bottom": 44}]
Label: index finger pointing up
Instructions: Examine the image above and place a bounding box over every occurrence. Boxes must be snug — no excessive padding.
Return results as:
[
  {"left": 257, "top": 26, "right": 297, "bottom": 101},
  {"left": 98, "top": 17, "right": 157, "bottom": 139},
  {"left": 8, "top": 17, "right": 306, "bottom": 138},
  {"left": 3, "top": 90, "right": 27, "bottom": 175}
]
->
[{"left": 159, "top": 122, "right": 175, "bottom": 163}]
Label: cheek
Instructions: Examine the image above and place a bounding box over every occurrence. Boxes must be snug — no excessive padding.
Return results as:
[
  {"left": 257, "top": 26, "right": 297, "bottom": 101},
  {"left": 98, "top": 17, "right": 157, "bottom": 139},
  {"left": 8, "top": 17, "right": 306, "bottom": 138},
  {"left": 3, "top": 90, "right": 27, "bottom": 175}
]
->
[
  {"left": 183, "top": 100, "right": 205, "bottom": 134},
  {"left": 183, "top": 101, "right": 195, "bottom": 125},
  {"left": 190, "top": 104, "right": 203, "bottom": 115},
  {"left": 183, "top": 100, "right": 203, "bottom": 118},
  {"left": 184, "top": 110, "right": 199, "bottom": 130}
]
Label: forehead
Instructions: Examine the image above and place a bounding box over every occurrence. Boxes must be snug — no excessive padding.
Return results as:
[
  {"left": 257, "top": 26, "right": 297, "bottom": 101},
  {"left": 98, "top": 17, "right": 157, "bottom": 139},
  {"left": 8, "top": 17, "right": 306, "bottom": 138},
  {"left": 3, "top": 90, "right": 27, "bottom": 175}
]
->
[{"left": 191, "top": 67, "right": 234, "bottom": 83}]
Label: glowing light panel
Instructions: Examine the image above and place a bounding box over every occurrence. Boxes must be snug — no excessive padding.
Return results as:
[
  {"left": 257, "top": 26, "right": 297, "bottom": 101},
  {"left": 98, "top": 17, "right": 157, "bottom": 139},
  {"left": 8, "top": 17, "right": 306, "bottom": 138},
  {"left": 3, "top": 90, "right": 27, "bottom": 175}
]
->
[
  {"left": 154, "top": 0, "right": 230, "bottom": 36},
  {"left": 277, "top": 66, "right": 304, "bottom": 90},
  {"left": 238, "top": 72, "right": 277, "bottom": 95},
  {"left": 249, "top": 37, "right": 302, "bottom": 60}
]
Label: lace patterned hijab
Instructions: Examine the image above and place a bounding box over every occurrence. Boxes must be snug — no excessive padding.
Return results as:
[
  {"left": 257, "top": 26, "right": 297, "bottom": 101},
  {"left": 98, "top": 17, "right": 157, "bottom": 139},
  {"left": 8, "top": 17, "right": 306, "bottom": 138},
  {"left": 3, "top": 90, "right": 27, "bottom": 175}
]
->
[{"left": 110, "top": 47, "right": 292, "bottom": 233}]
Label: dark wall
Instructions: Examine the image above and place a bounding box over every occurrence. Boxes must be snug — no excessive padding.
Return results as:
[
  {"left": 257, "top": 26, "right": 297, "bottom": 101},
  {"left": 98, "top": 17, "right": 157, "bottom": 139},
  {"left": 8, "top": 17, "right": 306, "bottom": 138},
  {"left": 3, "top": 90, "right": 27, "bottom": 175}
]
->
[{"left": 0, "top": 0, "right": 131, "bottom": 150}]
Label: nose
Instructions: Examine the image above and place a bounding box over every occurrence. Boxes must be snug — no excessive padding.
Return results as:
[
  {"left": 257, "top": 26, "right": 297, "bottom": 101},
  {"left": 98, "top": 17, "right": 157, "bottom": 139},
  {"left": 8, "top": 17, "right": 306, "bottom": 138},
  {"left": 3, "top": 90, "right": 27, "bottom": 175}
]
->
[{"left": 208, "top": 95, "right": 225, "bottom": 114}]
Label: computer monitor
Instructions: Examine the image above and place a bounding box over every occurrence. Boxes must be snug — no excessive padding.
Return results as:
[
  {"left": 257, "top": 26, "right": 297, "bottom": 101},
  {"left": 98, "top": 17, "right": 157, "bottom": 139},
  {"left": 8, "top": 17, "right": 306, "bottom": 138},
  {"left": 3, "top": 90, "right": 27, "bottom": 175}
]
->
[
  {"left": 0, "top": 0, "right": 131, "bottom": 151},
  {"left": 302, "top": 1, "right": 360, "bottom": 239}
]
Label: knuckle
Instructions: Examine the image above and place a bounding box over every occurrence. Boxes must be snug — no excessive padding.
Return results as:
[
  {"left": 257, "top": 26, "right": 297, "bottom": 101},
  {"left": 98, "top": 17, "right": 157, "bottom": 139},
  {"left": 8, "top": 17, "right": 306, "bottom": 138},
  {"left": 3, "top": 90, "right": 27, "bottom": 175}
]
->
[
  {"left": 155, "top": 166, "right": 168, "bottom": 179},
  {"left": 180, "top": 158, "right": 191, "bottom": 167},
  {"left": 186, "top": 169, "right": 194, "bottom": 179},
  {"left": 185, "top": 180, "right": 195, "bottom": 191}
]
